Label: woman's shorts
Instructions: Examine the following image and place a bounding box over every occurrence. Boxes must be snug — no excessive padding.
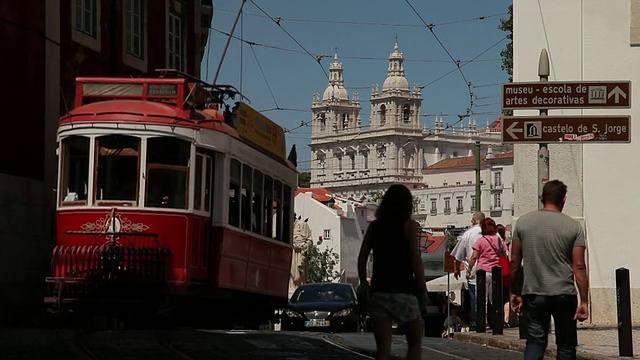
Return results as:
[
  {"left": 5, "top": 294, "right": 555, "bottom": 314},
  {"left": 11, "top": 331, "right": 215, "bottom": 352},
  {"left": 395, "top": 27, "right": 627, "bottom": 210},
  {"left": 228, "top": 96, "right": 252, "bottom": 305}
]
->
[{"left": 368, "top": 292, "right": 421, "bottom": 323}]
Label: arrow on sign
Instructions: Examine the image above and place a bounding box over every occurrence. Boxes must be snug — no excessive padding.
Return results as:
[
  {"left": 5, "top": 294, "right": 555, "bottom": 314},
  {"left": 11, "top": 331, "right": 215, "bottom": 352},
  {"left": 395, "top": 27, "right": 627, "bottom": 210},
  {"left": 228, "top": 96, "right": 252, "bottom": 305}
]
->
[
  {"left": 608, "top": 86, "right": 627, "bottom": 103},
  {"left": 506, "top": 121, "right": 523, "bottom": 139}
]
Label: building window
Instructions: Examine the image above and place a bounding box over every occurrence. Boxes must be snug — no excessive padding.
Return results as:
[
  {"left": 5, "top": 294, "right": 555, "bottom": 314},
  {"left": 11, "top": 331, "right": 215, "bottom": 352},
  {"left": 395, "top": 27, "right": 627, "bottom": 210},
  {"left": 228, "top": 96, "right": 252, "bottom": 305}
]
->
[
  {"left": 168, "top": 12, "right": 184, "bottom": 71},
  {"left": 323, "top": 229, "right": 331, "bottom": 240},
  {"left": 76, "top": 0, "right": 97, "bottom": 37},
  {"left": 470, "top": 196, "right": 476, "bottom": 212},
  {"left": 349, "top": 153, "right": 355, "bottom": 170},
  {"left": 403, "top": 105, "right": 411, "bottom": 123},
  {"left": 363, "top": 152, "right": 368, "bottom": 170},
  {"left": 125, "top": 0, "right": 144, "bottom": 59},
  {"left": 444, "top": 198, "right": 451, "bottom": 215},
  {"left": 493, "top": 193, "right": 502, "bottom": 209},
  {"left": 494, "top": 171, "right": 502, "bottom": 187},
  {"left": 337, "top": 155, "right": 343, "bottom": 171},
  {"left": 342, "top": 113, "right": 348, "bottom": 129},
  {"left": 379, "top": 105, "right": 386, "bottom": 124},
  {"left": 456, "top": 197, "right": 463, "bottom": 214},
  {"left": 430, "top": 199, "right": 437, "bottom": 216}
]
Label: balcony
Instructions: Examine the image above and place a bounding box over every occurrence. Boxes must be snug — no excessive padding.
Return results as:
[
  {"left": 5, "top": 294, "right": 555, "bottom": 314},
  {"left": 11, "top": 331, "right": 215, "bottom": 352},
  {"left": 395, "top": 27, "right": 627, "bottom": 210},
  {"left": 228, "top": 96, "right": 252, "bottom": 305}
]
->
[
  {"left": 444, "top": 208, "right": 451, "bottom": 215},
  {"left": 490, "top": 183, "right": 503, "bottom": 191},
  {"left": 489, "top": 204, "right": 503, "bottom": 211},
  {"left": 430, "top": 209, "right": 437, "bottom": 216},
  {"left": 456, "top": 207, "right": 464, "bottom": 214}
]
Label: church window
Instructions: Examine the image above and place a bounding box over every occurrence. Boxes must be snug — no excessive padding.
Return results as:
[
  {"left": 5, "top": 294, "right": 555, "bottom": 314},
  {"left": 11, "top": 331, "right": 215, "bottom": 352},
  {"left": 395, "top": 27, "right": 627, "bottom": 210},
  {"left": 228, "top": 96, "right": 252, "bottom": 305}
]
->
[
  {"left": 403, "top": 105, "right": 411, "bottom": 123},
  {"left": 379, "top": 105, "right": 386, "bottom": 124}
]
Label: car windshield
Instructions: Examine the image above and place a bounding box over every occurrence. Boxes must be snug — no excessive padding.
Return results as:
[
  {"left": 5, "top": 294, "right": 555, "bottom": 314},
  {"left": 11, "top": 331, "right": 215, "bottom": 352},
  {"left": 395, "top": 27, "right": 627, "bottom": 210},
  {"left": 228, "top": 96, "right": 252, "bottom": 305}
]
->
[{"left": 292, "top": 284, "right": 354, "bottom": 303}]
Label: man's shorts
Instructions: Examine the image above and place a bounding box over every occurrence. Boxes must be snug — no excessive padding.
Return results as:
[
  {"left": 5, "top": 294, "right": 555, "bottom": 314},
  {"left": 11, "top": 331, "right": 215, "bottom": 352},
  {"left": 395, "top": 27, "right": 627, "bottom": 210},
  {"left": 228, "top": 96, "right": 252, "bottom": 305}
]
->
[{"left": 368, "top": 292, "right": 421, "bottom": 323}]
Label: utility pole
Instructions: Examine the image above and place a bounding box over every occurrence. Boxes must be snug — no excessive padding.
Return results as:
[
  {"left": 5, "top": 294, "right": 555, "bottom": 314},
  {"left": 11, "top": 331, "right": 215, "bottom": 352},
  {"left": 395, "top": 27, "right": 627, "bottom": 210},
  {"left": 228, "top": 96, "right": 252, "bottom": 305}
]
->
[
  {"left": 538, "top": 49, "right": 550, "bottom": 209},
  {"left": 475, "top": 140, "right": 481, "bottom": 211}
]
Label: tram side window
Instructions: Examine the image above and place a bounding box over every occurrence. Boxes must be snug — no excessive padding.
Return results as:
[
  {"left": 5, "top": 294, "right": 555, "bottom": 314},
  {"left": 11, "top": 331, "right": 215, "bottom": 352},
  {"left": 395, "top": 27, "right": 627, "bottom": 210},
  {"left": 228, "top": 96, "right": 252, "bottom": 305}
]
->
[
  {"left": 263, "top": 175, "right": 273, "bottom": 237},
  {"left": 282, "top": 185, "right": 292, "bottom": 244},
  {"left": 61, "top": 136, "right": 90, "bottom": 205},
  {"left": 229, "top": 159, "right": 241, "bottom": 227},
  {"left": 96, "top": 135, "right": 140, "bottom": 204},
  {"left": 241, "top": 164, "right": 253, "bottom": 231},
  {"left": 145, "top": 137, "right": 190, "bottom": 209},
  {"left": 252, "top": 170, "right": 263, "bottom": 234},
  {"left": 273, "top": 180, "right": 283, "bottom": 241},
  {"left": 194, "top": 155, "right": 203, "bottom": 210}
]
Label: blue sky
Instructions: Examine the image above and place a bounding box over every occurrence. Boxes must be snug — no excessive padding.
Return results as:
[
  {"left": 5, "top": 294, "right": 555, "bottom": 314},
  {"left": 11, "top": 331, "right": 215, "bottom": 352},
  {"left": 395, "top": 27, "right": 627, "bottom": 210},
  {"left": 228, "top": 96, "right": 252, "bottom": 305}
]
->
[{"left": 202, "top": 1, "right": 512, "bottom": 172}]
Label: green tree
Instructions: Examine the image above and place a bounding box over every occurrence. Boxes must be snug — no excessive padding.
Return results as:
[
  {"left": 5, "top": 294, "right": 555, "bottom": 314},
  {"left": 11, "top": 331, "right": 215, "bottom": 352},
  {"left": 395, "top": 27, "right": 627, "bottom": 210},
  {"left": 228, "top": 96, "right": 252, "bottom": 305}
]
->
[
  {"left": 298, "top": 172, "right": 311, "bottom": 188},
  {"left": 287, "top": 144, "right": 298, "bottom": 167},
  {"left": 306, "top": 245, "right": 341, "bottom": 283},
  {"left": 498, "top": 5, "right": 513, "bottom": 82}
]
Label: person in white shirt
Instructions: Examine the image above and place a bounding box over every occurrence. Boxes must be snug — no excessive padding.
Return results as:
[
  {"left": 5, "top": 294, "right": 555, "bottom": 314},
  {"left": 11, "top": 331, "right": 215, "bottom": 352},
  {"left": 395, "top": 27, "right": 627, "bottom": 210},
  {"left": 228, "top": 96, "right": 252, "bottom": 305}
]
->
[{"left": 450, "top": 211, "right": 485, "bottom": 330}]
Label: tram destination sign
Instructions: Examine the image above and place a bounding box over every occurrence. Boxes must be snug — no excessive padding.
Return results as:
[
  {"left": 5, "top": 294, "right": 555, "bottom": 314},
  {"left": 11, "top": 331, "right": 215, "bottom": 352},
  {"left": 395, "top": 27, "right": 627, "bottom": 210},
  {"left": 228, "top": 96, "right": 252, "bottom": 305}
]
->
[
  {"left": 502, "top": 116, "right": 631, "bottom": 143},
  {"left": 502, "top": 81, "right": 631, "bottom": 109}
]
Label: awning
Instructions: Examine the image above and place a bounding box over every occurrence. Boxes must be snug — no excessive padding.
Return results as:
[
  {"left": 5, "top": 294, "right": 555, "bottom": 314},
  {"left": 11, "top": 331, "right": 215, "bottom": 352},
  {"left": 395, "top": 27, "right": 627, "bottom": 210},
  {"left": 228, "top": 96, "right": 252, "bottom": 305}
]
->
[{"left": 425, "top": 271, "right": 468, "bottom": 292}]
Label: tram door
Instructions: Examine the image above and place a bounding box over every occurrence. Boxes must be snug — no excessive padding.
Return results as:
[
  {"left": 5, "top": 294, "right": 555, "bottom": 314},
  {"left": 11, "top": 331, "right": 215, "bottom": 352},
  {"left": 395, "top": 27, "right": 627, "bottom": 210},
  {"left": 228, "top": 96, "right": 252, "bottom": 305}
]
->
[{"left": 191, "top": 152, "right": 214, "bottom": 281}]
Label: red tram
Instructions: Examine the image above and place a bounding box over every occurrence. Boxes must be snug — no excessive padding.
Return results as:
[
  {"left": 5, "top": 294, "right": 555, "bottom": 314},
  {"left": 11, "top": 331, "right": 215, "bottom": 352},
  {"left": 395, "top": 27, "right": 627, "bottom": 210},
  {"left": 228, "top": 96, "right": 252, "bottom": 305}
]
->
[{"left": 45, "top": 73, "right": 297, "bottom": 328}]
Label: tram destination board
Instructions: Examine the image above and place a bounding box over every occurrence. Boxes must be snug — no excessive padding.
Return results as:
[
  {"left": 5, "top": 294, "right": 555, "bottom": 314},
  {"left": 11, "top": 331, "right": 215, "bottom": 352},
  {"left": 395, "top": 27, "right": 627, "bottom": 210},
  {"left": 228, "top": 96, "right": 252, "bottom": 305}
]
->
[
  {"left": 502, "top": 81, "right": 631, "bottom": 109},
  {"left": 502, "top": 116, "right": 630, "bottom": 143}
]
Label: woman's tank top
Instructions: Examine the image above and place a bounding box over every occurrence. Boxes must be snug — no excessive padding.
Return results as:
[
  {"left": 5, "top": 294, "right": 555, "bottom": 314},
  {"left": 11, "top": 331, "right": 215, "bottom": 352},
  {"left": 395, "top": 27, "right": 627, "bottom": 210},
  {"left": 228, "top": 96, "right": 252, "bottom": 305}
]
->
[{"left": 370, "top": 219, "right": 416, "bottom": 294}]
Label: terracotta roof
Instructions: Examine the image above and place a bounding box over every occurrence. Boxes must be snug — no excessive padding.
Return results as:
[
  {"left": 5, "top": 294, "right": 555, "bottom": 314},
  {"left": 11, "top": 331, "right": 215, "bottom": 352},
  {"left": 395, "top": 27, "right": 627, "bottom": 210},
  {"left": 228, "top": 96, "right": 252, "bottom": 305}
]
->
[
  {"left": 295, "top": 187, "right": 333, "bottom": 202},
  {"left": 425, "top": 151, "right": 513, "bottom": 170},
  {"left": 427, "top": 235, "right": 447, "bottom": 253}
]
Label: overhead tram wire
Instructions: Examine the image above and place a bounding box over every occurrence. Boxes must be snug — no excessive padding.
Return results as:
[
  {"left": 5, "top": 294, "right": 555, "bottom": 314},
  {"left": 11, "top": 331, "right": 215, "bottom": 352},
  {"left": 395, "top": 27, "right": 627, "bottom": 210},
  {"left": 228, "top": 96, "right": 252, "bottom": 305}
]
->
[
  {"left": 212, "top": 27, "right": 500, "bottom": 66},
  {"left": 248, "top": 44, "right": 279, "bottom": 109},
  {"left": 213, "top": 0, "right": 247, "bottom": 86},
  {"left": 249, "top": 0, "right": 329, "bottom": 81},
  {"left": 213, "top": 7, "right": 506, "bottom": 29}
]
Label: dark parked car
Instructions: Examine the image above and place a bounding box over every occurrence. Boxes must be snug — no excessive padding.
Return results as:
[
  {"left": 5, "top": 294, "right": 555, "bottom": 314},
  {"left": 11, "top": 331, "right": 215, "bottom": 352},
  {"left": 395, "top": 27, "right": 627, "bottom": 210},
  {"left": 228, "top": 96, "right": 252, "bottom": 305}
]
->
[{"left": 280, "top": 282, "right": 365, "bottom": 332}]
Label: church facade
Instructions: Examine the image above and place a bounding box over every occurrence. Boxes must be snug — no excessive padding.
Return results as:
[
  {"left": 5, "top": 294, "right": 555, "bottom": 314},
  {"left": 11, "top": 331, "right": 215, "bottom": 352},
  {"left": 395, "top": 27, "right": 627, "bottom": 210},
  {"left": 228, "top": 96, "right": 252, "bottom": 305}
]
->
[{"left": 309, "top": 40, "right": 512, "bottom": 201}]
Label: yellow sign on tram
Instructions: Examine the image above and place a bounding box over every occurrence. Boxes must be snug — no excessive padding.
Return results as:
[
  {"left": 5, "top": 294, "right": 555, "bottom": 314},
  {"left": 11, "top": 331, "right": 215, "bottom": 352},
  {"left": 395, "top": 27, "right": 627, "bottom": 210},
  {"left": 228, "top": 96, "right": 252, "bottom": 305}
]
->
[{"left": 235, "top": 103, "right": 286, "bottom": 160}]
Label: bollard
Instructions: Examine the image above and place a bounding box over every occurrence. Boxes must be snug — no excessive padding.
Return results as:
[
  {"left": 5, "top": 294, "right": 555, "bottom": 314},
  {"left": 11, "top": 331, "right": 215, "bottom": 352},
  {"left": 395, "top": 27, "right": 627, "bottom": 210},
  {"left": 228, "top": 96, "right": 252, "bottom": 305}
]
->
[
  {"left": 516, "top": 267, "right": 527, "bottom": 340},
  {"left": 492, "top": 266, "right": 504, "bottom": 335},
  {"left": 476, "top": 269, "right": 486, "bottom": 333},
  {"left": 616, "top": 268, "right": 633, "bottom": 357}
]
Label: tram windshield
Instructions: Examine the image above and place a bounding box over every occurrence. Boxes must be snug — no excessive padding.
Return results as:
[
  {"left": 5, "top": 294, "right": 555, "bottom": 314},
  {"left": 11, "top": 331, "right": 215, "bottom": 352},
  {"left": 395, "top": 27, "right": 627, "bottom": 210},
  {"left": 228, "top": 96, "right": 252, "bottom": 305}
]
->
[
  {"left": 60, "top": 136, "right": 90, "bottom": 205},
  {"left": 96, "top": 135, "right": 140, "bottom": 204}
]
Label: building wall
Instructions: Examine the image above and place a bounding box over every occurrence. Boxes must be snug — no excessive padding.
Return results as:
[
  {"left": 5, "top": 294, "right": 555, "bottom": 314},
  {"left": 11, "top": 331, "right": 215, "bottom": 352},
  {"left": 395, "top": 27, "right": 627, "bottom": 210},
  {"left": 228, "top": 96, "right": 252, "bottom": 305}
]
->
[
  {"left": 514, "top": 0, "right": 638, "bottom": 325},
  {"left": 293, "top": 193, "right": 342, "bottom": 273},
  {"left": 0, "top": 0, "right": 57, "bottom": 326}
]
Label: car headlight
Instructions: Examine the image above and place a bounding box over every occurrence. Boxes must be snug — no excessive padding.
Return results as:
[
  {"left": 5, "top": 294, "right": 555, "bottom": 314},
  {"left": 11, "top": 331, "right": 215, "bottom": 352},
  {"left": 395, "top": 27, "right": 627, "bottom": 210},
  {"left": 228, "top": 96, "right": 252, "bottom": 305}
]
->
[
  {"left": 332, "top": 308, "right": 352, "bottom": 317},
  {"left": 284, "top": 309, "right": 303, "bottom": 318}
]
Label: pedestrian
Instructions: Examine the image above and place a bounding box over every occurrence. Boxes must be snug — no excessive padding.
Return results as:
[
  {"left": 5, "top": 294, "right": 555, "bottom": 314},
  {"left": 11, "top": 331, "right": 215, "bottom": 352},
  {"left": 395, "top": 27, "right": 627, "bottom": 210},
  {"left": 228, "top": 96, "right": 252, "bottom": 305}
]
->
[
  {"left": 451, "top": 211, "right": 485, "bottom": 330},
  {"left": 497, "top": 223, "right": 511, "bottom": 327},
  {"left": 467, "top": 217, "right": 508, "bottom": 329},
  {"left": 442, "top": 307, "right": 463, "bottom": 338},
  {"left": 357, "top": 184, "right": 426, "bottom": 360},
  {"left": 510, "top": 180, "right": 589, "bottom": 360}
]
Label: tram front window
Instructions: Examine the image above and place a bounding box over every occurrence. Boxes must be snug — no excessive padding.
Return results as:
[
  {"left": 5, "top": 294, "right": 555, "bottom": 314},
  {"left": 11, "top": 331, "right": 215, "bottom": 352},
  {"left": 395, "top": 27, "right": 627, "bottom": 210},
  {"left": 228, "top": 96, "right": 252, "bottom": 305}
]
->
[
  {"left": 60, "top": 136, "right": 90, "bottom": 205},
  {"left": 96, "top": 135, "right": 140, "bottom": 204},
  {"left": 146, "top": 137, "right": 190, "bottom": 209}
]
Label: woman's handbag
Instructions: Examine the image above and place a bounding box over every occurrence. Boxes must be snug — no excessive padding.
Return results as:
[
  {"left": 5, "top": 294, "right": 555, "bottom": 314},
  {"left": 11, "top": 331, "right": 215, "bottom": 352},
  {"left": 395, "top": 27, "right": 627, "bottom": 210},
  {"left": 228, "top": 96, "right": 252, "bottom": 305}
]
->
[{"left": 484, "top": 236, "right": 510, "bottom": 286}]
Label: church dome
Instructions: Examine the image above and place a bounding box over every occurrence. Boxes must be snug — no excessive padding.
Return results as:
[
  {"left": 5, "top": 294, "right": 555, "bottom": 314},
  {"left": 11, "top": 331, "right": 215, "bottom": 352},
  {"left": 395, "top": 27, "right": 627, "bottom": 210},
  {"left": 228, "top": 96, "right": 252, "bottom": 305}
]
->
[
  {"left": 323, "top": 84, "right": 349, "bottom": 101},
  {"left": 382, "top": 76, "right": 409, "bottom": 91}
]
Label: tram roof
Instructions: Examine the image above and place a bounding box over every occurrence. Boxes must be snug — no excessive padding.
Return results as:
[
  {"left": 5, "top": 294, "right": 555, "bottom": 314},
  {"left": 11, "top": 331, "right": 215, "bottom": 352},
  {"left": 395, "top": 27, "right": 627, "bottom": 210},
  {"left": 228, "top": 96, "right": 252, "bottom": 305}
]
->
[{"left": 60, "top": 99, "right": 236, "bottom": 133}]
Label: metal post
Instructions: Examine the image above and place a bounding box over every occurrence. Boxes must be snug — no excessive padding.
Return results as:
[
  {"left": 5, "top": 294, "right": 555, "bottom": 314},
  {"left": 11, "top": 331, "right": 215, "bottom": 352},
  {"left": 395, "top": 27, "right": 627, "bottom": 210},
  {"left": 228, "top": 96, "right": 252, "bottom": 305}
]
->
[
  {"left": 616, "top": 268, "right": 633, "bottom": 357},
  {"left": 517, "top": 268, "right": 528, "bottom": 339},
  {"left": 538, "top": 49, "right": 550, "bottom": 209},
  {"left": 447, "top": 273, "right": 451, "bottom": 331},
  {"left": 492, "top": 266, "right": 504, "bottom": 335},
  {"left": 476, "top": 269, "right": 486, "bottom": 333},
  {"left": 475, "top": 141, "right": 481, "bottom": 211}
]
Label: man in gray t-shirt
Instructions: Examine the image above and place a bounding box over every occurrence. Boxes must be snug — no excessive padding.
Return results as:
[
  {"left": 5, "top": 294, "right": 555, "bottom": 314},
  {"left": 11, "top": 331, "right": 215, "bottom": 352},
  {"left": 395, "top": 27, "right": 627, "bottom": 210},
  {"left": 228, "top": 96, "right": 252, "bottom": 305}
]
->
[{"left": 510, "top": 180, "right": 589, "bottom": 360}]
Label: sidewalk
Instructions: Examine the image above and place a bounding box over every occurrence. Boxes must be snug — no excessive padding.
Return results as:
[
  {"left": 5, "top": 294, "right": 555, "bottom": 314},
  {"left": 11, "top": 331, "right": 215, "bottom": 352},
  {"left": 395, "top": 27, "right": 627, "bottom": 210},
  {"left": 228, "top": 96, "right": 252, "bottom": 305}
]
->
[{"left": 453, "top": 325, "right": 640, "bottom": 359}]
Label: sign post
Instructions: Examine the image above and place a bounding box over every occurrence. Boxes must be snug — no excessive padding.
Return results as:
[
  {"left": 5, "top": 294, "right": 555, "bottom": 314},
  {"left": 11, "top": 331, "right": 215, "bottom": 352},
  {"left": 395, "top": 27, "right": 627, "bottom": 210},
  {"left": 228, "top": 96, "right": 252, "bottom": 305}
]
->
[{"left": 537, "top": 50, "right": 550, "bottom": 209}]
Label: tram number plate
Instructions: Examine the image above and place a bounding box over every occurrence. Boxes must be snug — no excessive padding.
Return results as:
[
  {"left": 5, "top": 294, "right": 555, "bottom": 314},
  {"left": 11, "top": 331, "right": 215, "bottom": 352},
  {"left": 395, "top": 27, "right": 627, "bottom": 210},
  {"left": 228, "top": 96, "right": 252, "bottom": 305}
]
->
[{"left": 304, "top": 319, "right": 330, "bottom": 327}]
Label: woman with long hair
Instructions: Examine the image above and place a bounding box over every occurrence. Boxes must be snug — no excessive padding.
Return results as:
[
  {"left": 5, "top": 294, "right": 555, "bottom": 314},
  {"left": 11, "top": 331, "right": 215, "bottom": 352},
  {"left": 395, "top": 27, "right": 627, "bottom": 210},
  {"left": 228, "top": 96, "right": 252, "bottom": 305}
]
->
[
  {"left": 467, "top": 218, "right": 509, "bottom": 328},
  {"left": 358, "top": 184, "right": 426, "bottom": 360}
]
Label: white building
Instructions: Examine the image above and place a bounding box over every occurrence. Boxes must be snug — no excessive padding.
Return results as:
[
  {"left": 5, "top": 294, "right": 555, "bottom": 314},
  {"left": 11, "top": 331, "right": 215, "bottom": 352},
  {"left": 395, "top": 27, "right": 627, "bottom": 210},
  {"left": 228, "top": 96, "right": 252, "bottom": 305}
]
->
[
  {"left": 309, "top": 41, "right": 511, "bottom": 201},
  {"left": 413, "top": 151, "right": 514, "bottom": 229},
  {"left": 513, "top": 0, "right": 639, "bottom": 325},
  {"left": 293, "top": 188, "right": 372, "bottom": 287}
]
